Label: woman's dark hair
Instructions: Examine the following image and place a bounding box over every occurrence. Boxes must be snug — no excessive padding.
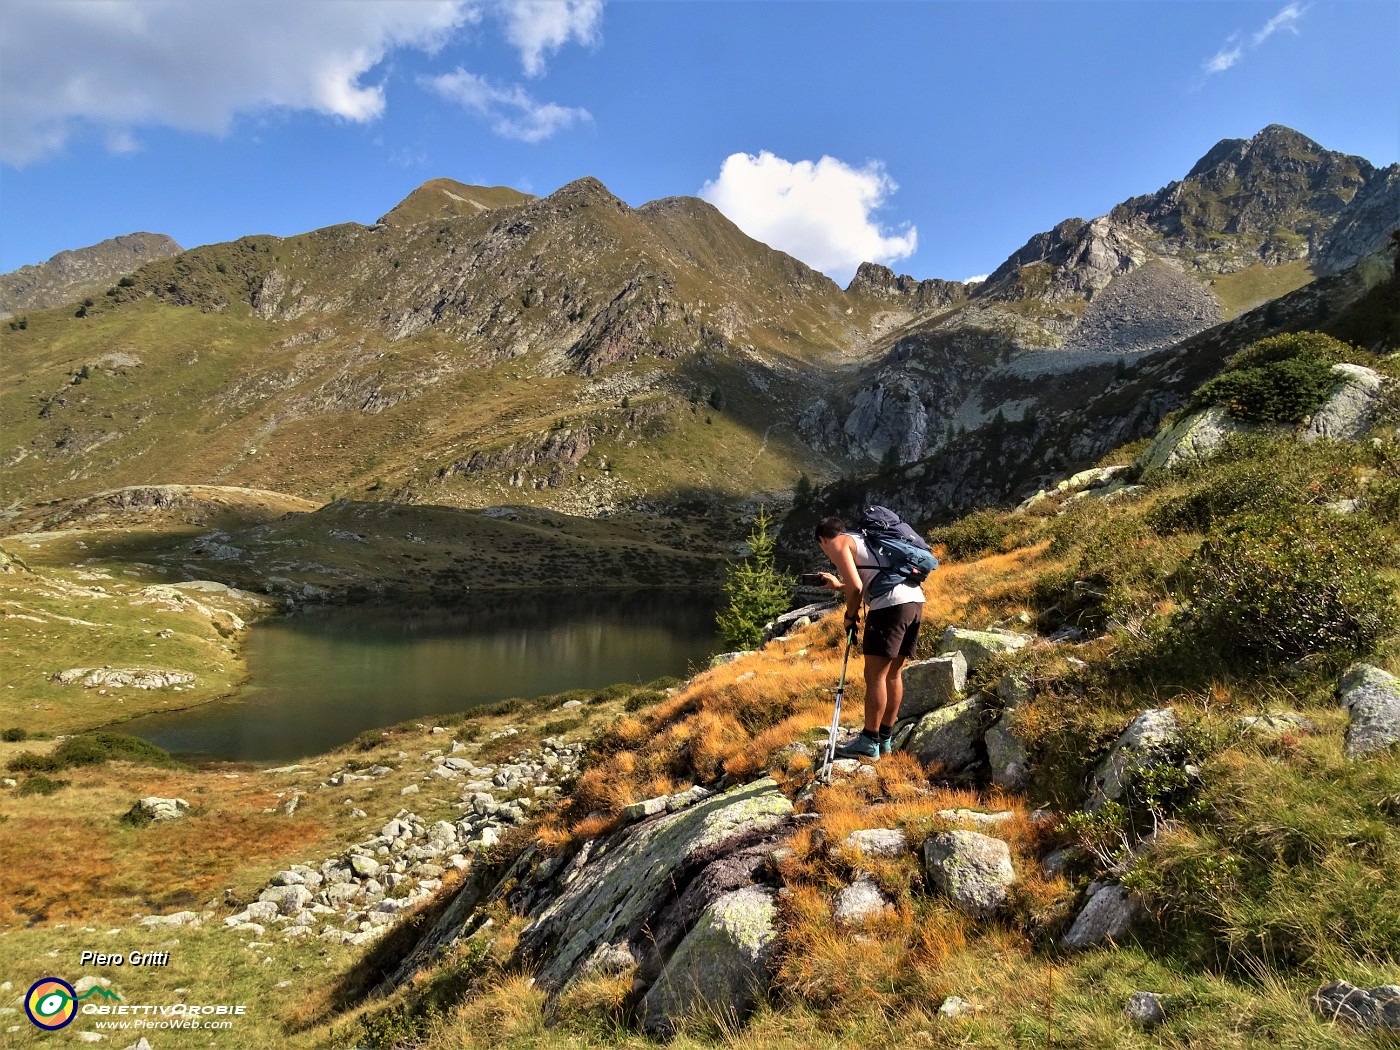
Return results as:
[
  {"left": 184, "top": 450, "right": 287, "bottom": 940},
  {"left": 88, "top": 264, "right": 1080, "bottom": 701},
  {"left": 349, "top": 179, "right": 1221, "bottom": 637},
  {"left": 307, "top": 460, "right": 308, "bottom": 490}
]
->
[{"left": 814, "top": 516, "right": 846, "bottom": 541}]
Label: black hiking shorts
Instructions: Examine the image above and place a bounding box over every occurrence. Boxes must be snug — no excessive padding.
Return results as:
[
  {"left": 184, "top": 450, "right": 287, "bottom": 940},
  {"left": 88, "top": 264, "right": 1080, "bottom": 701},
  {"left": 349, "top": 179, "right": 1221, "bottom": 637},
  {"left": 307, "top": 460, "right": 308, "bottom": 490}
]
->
[{"left": 863, "top": 602, "right": 923, "bottom": 660}]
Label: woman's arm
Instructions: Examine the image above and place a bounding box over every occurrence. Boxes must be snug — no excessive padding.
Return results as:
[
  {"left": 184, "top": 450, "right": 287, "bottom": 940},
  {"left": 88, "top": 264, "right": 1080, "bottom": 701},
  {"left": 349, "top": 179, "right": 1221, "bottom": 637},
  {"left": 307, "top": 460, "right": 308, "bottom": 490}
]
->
[{"left": 828, "top": 535, "right": 864, "bottom": 627}]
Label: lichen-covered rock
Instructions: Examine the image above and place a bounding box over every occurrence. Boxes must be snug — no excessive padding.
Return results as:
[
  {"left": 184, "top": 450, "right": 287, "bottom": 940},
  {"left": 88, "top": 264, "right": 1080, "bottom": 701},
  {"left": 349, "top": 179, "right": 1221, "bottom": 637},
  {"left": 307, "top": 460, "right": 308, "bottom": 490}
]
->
[
  {"left": 985, "top": 715, "right": 1032, "bottom": 790},
  {"left": 905, "top": 699, "right": 987, "bottom": 773},
  {"left": 1125, "top": 991, "right": 1166, "bottom": 1026},
  {"left": 1302, "top": 364, "right": 1388, "bottom": 443},
  {"left": 53, "top": 667, "right": 196, "bottom": 689},
  {"left": 761, "top": 601, "right": 836, "bottom": 644},
  {"left": 1135, "top": 405, "right": 1249, "bottom": 474},
  {"left": 258, "top": 884, "right": 312, "bottom": 916},
  {"left": 515, "top": 778, "right": 792, "bottom": 993},
  {"left": 1310, "top": 981, "right": 1400, "bottom": 1031},
  {"left": 937, "top": 809, "right": 1015, "bottom": 830},
  {"left": 579, "top": 942, "right": 637, "bottom": 978},
  {"left": 843, "top": 828, "right": 908, "bottom": 858},
  {"left": 936, "top": 627, "right": 1032, "bottom": 672},
  {"left": 1236, "top": 711, "right": 1314, "bottom": 736},
  {"left": 922, "top": 830, "right": 1015, "bottom": 918},
  {"left": 640, "top": 886, "right": 778, "bottom": 1034},
  {"left": 832, "top": 875, "right": 894, "bottom": 927},
  {"left": 938, "top": 995, "right": 977, "bottom": 1018},
  {"left": 994, "top": 670, "right": 1034, "bottom": 708},
  {"left": 1336, "top": 664, "right": 1400, "bottom": 758},
  {"left": 901, "top": 653, "right": 968, "bottom": 718},
  {"left": 128, "top": 796, "right": 189, "bottom": 822},
  {"left": 1086, "top": 709, "right": 1180, "bottom": 813},
  {"left": 1062, "top": 884, "right": 1141, "bottom": 948}
]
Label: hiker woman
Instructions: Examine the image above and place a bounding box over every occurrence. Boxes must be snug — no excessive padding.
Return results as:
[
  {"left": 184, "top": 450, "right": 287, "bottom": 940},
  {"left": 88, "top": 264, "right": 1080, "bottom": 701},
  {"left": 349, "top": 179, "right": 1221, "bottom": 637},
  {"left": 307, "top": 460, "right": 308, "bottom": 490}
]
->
[{"left": 813, "top": 515, "right": 925, "bottom": 759}]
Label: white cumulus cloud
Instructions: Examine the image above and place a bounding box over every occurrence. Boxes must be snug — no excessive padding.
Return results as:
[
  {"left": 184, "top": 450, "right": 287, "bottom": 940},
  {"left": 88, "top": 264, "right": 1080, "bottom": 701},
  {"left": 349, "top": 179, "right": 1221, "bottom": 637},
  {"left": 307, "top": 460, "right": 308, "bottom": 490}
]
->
[
  {"left": 422, "top": 69, "right": 591, "bottom": 142},
  {"left": 498, "top": 0, "right": 602, "bottom": 77},
  {"left": 699, "top": 151, "right": 918, "bottom": 284},
  {"left": 0, "top": 0, "right": 478, "bottom": 166},
  {"left": 1202, "top": 2, "right": 1308, "bottom": 77}
]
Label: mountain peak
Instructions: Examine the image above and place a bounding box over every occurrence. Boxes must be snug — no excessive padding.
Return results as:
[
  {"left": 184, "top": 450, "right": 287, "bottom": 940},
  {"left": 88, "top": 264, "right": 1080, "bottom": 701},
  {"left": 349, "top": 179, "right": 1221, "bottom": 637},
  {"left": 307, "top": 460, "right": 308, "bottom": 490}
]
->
[
  {"left": 1186, "top": 124, "right": 1339, "bottom": 181},
  {"left": 545, "top": 177, "right": 629, "bottom": 212},
  {"left": 377, "top": 179, "right": 534, "bottom": 227}
]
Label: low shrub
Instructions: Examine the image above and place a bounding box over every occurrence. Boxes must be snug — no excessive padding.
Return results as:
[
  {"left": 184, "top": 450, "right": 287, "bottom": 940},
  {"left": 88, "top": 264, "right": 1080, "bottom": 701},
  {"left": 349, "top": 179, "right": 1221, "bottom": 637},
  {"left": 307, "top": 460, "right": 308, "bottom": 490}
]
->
[
  {"left": 1180, "top": 511, "right": 1398, "bottom": 661},
  {"left": 17, "top": 774, "right": 69, "bottom": 796},
  {"left": 929, "top": 508, "right": 1020, "bottom": 560},
  {"left": 7, "top": 733, "right": 181, "bottom": 773},
  {"left": 51, "top": 733, "right": 183, "bottom": 770},
  {"left": 2, "top": 727, "right": 27, "bottom": 742},
  {"left": 6, "top": 751, "right": 60, "bottom": 773},
  {"left": 624, "top": 689, "right": 667, "bottom": 712},
  {"left": 1190, "top": 331, "right": 1356, "bottom": 425}
]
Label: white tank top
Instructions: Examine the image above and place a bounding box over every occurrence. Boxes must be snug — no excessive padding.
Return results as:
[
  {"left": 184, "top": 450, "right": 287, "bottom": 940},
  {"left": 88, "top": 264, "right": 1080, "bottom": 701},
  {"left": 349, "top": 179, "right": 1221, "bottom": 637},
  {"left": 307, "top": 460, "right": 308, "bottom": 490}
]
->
[{"left": 848, "top": 532, "right": 926, "bottom": 611}]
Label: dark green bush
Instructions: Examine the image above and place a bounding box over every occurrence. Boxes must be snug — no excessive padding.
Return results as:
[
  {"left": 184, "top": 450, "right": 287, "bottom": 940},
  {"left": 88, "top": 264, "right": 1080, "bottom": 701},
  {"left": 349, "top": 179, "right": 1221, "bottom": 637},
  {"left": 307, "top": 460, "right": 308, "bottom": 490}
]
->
[
  {"left": 17, "top": 774, "right": 69, "bottom": 796},
  {"left": 352, "top": 729, "right": 388, "bottom": 751},
  {"left": 6, "top": 751, "right": 60, "bottom": 773},
  {"left": 1181, "top": 511, "right": 1397, "bottom": 660},
  {"left": 51, "top": 733, "right": 182, "bottom": 769},
  {"left": 2, "top": 727, "right": 27, "bottom": 742},
  {"left": 624, "top": 689, "right": 667, "bottom": 712},
  {"left": 478, "top": 698, "right": 524, "bottom": 717},
  {"left": 1191, "top": 331, "right": 1356, "bottom": 425},
  {"left": 929, "top": 508, "right": 1019, "bottom": 560}
]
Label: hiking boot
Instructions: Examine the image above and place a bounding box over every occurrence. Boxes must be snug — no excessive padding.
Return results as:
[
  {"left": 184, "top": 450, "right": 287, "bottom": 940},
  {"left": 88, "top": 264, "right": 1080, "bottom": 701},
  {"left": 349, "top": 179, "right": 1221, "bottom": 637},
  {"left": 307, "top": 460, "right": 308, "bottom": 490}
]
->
[
  {"left": 879, "top": 734, "right": 895, "bottom": 756},
  {"left": 834, "top": 733, "right": 880, "bottom": 760}
]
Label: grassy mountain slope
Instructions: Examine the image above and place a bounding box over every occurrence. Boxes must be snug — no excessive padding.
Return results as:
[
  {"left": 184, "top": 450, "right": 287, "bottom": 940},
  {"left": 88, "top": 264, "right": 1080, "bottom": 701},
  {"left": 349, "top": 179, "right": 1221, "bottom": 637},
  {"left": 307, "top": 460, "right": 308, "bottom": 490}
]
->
[
  {"left": 0, "top": 177, "right": 879, "bottom": 515},
  {"left": 0, "top": 328, "right": 1394, "bottom": 1049}
]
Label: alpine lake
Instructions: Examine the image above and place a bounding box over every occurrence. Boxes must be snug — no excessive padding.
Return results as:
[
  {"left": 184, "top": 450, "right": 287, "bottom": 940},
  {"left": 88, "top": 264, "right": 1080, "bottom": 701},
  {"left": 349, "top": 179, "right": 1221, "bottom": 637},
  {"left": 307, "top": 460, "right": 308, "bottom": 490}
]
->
[{"left": 120, "top": 588, "right": 723, "bottom": 763}]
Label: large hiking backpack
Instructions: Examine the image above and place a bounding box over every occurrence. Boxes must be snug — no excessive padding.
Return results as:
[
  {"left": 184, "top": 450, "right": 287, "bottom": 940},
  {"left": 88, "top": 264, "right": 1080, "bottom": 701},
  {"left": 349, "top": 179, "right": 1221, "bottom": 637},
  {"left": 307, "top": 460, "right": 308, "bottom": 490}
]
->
[{"left": 857, "top": 505, "right": 938, "bottom": 599}]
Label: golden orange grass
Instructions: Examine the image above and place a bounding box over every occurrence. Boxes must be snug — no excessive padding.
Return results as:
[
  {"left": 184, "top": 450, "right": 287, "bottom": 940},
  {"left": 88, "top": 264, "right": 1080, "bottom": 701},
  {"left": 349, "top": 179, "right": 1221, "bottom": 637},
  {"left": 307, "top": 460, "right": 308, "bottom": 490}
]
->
[
  {"left": 568, "top": 624, "right": 860, "bottom": 832},
  {"left": 922, "top": 541, "right": 1053, "bottom": 630},
  {"left": 551, "top": 971, "right": 632, "bottom": 1027},
  {"left": 778, "top": 884, "right": 964, "bottom": 1013},
  {"left": 448, "top": 972, "right": 546, "bottom": 1045},
  {"left": 0, "top": 765, "right": 330, "bottom": 924}
]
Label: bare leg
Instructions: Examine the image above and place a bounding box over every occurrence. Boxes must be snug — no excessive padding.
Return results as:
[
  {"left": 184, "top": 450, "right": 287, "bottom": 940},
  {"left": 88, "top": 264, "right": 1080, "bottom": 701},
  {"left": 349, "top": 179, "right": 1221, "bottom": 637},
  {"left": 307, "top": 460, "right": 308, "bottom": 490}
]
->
[
  {"left": 863, "top": 655, "right": 894, "bottom": 731},
  {"left": 880, "top": 657, "right": 908, "bottom": 729}
]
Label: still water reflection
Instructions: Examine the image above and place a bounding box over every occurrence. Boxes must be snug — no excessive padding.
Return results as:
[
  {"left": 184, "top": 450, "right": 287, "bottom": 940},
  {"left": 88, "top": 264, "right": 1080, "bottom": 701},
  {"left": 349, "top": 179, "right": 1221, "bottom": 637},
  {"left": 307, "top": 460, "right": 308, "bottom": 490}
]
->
[{"left": 120, "top": 589, "right": 721, "bottom": 763}]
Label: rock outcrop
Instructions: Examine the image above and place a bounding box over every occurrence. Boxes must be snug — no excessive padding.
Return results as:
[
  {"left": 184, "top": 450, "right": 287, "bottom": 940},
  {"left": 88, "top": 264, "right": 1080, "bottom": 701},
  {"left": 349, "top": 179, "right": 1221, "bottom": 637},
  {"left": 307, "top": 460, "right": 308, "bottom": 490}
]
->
[
  {"left": 1302, "top": 363, "right": 1389, "bottom": 442},
  {"left": 905, "top": 699, "right": 987, "bottom": 774},
  {"left": 1310, "top": 981, "right": 1400, "bottom": 1031},
  {"left": 1063, "top": 883, "right": 1141, "bottom": 948},
  {"left": 387, "top": 777, "right": 796, "bottom": 1033},
  {"left": 0, "top": 232, "right": 182, "bottom": 317},
  {"left": 640, "top": 885, "right": 780, "bottom": 1034},
  {"left": 1086, "top": 709, "right": 1180, "bottom": 813},
  {"left": 922, "top": 830, "right": 1015, "bottom": 918},
  {"left": 1335, "top": 664, "right": 1400, "bottom": 758}
]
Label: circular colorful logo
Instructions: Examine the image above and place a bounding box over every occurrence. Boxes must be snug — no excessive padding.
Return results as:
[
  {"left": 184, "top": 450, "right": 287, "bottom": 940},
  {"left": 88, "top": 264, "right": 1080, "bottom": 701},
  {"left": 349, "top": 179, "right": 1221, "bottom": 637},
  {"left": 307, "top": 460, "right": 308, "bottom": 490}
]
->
[{"left": 25, "top": 978, "right": 77, "bottom": 1030}]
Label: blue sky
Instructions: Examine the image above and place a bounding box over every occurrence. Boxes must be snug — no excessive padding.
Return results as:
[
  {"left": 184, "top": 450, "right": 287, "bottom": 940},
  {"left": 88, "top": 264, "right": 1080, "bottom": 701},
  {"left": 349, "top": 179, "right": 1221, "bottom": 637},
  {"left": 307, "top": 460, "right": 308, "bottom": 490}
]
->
[{"left": 2, "top": 1, "right": 1396, "bottom": 286}]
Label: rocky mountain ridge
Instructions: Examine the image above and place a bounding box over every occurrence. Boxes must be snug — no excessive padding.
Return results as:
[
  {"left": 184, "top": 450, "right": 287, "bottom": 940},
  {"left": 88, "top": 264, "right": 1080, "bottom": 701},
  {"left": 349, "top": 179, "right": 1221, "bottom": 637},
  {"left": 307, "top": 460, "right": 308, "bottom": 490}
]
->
[
  {"left": 0, "top": 231, "right": 182, "bottom": 318},
  {"left": 797, "top": 126, "right": 1399, "bottom": 475},
  {"left": 2, "top": 125, "right": 1396, "bottom": 526}
]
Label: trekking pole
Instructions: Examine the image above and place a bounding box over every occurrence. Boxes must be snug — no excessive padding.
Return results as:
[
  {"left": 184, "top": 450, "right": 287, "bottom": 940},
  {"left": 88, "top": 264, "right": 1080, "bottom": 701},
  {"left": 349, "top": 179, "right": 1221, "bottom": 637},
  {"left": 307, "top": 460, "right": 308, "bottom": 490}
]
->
[{"left": 819, "top": 625, "right": 857, "bottom": 784}]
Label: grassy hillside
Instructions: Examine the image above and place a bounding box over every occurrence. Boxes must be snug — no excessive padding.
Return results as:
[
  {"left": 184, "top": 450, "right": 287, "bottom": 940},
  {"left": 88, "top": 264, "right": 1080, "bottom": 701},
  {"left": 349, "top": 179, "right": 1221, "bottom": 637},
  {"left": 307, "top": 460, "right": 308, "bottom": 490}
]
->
[
  {"left": 1, "top": 334, "right": 1393, "bottom": 1049},
  {"left": 0, "top": 177, "right": 882, "bottom": 515}
]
